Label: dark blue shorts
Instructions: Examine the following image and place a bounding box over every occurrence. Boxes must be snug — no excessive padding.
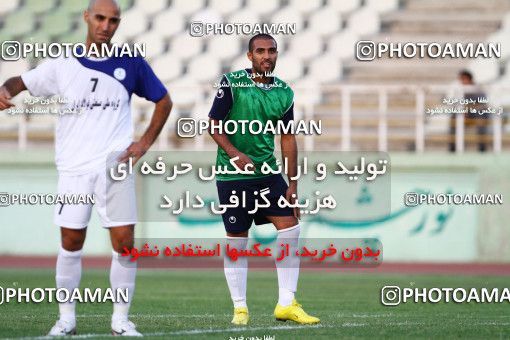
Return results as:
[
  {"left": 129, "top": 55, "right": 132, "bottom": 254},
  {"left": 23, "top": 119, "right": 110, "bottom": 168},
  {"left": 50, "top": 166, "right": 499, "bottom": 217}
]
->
[{"left": 216, "top": 174, "right": 294, "bottom": 233}]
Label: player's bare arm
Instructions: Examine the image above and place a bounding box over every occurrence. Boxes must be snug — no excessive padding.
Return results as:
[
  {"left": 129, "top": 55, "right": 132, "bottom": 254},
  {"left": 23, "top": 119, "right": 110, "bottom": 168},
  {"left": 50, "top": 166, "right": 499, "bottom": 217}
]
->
[
  {"left": 0, "top": 77, "right": 27, "bottom": 110},
  {"left": 208, "top": 117, "right": 254, "bottom": 170},
  {"left": 281, "top": 133, "right": 300, "bottom": 219},
  {"left": 119, "top": 93, "right": 172, "bottom": 164}
]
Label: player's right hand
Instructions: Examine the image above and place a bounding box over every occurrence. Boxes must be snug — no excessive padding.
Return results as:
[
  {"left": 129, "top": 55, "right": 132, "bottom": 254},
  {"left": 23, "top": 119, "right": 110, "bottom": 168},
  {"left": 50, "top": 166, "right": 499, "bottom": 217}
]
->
[
  {"left": 232, "top": 152, "right": 254, "bottom": 171},
  {"left": 0, "top": 86, "right": 14, "bottom": 110}
]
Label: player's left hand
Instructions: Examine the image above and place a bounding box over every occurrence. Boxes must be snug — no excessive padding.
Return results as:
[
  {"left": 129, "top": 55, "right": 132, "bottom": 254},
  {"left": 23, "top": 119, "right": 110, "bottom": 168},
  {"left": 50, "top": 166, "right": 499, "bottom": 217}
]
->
[
  {"left": 286, "top": 182, "right": 300, "bottom": 220},
  {"left": 118, "top": 141, "right": 150, "bottom": 165}
]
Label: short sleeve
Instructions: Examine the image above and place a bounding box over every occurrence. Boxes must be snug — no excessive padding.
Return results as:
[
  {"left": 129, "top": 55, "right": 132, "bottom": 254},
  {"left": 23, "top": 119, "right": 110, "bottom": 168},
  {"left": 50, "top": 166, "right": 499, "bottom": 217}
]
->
[
  {"left": 134, "top": 58, "right": 167, "bottom": 102},
  {"left": 21, "top": 58, "right": 60, "bottom": 97},
  {"left": 208, "top": 76, "right": 233, "bottom": 120},
  {"left": 281, "top": 103, "right": 294, "bottom": 124}
]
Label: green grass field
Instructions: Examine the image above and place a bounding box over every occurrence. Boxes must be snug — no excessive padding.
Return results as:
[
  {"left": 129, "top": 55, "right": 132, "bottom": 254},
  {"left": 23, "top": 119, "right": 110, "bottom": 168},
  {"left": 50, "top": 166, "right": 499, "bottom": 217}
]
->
[{"left": 0, "top": 269, "right": 509, "bottom": 339}]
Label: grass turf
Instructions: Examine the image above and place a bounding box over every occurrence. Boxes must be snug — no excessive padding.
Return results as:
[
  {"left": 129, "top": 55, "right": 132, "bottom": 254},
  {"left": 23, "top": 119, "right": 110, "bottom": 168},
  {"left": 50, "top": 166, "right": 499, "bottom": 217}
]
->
[{"left": 0, "top": 269, "right": 509, "bottom": 339}]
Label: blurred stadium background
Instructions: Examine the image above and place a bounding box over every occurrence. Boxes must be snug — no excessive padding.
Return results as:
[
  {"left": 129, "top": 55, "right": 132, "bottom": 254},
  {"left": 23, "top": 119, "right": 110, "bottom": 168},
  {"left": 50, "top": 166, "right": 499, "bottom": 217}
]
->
[
  {"left": 1, "top": 0, "right": 510, "bottom": 338},
  {"left": 1, "top": 0, "right": 510, "bottom": 151}
]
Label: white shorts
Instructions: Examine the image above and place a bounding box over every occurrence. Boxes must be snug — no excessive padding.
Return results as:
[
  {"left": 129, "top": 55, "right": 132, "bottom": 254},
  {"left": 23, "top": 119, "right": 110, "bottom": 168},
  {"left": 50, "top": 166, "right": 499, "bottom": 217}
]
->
[{"left": 54, "top": 168, "right": 138, "bottom": 229}]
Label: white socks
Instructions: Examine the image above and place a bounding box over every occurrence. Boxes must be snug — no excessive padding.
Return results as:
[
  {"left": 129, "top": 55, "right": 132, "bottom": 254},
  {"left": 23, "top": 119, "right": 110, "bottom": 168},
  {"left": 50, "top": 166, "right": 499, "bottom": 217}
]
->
[
  {"left": 224, "top": 225, "right": 301, "bottom": 309},
  {"left": 224, "top": 237, "right": 248, "bottom": 308},
  {"left": 110, "top": 250, "right": 137, "bottom": 323},
  {"left": 275, "top": 224, "right": 301, "bottom": 306},
  {"left": 55, "top": 247, "right": 137, "bottom": 324},
  {"left": 56, "top": 246, "right": 82, "bottom": 324}
]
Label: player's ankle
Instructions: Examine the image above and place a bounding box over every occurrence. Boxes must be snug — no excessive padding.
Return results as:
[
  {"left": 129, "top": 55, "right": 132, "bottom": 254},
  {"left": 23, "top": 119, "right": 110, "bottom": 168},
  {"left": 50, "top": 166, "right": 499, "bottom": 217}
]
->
[
  {"left": 112, "top": 313, "right": 129, "bottom": 323},
  {"left": 59, "top": 314, "right": 76, "bottom": 325},
  {"left": 278, "top": 288, "right": 294, "bottom": 306},
  {"left": 233, "top": 298, "right": 247, "bottom": 308}
]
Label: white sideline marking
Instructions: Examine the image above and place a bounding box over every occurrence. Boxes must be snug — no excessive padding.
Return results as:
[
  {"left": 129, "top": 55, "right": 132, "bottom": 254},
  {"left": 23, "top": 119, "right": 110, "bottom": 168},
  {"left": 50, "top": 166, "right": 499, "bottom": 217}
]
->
[
  {"left": 22, "top": 312, "right": 399, "bottom": 320},
  {"left": 21, "top": 313, "right": 229, "bottom": 319},
  {"left": 4, "top": 323, "right": 367, "bottom": 339}
]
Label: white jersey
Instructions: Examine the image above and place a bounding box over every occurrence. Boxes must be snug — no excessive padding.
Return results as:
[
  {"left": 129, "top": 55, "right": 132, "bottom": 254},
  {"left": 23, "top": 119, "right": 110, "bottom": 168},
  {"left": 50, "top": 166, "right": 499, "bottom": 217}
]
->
[{"left": 21, "top": 51, "right": 167, "bottom": 175}]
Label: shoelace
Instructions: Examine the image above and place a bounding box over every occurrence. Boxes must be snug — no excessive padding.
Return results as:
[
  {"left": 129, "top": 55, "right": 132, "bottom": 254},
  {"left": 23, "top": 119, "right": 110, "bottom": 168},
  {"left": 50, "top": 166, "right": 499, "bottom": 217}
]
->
[{"left": 292, "top": 302, "right": 310, "bottom": 317}]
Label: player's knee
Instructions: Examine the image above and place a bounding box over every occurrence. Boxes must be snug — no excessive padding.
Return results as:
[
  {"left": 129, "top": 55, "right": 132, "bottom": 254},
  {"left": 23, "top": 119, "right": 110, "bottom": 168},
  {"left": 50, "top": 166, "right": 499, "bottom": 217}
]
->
[
  {"left": 227, "top": 231, "right": 249, "bottom": 238},
  {"left": 273, "top": 217, "right": 298, "bottom": 230},
  {"left": 113, "top": 235, "right": 134, "bottom": 254},
  {"left": 61, "top": 233, "right": 86, "bottom": 251}
]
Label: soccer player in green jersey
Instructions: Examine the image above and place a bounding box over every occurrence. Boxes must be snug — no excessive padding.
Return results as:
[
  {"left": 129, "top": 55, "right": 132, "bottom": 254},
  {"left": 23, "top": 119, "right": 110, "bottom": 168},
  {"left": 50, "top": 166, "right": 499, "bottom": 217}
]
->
[{"left": 208, "top": 33, "right": 320, "bottom": 325}]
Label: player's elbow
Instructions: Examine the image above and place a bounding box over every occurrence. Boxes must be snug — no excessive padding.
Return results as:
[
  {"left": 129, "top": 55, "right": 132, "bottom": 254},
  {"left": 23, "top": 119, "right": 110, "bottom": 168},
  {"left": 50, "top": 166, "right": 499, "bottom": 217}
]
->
[
  {"left": 155, "top": 93, "right": 172, "bottom": 116},
  {"left": 281, "top": 133, "right": 296, "bottom": 144},
  {"left": 160, "top": 93, "right": 172, "bottom": 114}
]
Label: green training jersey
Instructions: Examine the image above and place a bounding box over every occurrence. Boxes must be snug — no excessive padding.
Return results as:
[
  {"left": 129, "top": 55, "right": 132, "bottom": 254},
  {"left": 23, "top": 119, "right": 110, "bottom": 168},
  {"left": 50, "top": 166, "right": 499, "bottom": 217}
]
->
[{"left": 215, "top": 69, "right": 294, "bottom": 181}]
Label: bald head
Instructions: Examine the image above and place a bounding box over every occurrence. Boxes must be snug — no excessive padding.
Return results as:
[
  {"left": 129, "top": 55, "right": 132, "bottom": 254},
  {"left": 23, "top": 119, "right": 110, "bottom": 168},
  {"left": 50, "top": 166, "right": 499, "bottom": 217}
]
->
[
  {"left": 84, "top": 0, "right": 121, "bottom": 45},
  {"left": 88, "top": 0, "right": 120, "bottom": 13}
]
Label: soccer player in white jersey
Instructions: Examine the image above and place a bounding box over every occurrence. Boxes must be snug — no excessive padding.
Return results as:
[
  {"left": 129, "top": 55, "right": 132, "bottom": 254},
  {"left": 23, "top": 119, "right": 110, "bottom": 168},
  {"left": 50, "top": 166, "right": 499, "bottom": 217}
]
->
[{"left": 0, "top": 0, "right": 172, "bottom": 336}]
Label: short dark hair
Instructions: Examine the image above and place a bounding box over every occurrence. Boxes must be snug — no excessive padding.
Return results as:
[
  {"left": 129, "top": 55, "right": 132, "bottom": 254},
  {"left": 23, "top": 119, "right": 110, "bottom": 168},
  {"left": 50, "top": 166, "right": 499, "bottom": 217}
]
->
[
  {"left": 459, "top": 69, "right": 473, "bottom": 81},
  {"left": 248, "top": 34, "right": 277, "bottom": 52}
]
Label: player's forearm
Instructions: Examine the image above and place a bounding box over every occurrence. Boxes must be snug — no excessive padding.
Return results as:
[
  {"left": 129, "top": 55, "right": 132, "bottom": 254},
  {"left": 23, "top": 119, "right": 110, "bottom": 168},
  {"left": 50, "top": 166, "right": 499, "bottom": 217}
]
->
[
  {"left": 3, "top": 76, "right": 27, "bottom": 97},
  {"left": 208, "top": 119, "right": 240, "bottom": 157},
  {"left": 281, "top": 134, "right": 298, "bottom": 184},
  {"left": 210, "top": 132, "right": 241, "bottom": 158},
  {"left": 139, "top": 93, "right": 172, "bottom": 147}
]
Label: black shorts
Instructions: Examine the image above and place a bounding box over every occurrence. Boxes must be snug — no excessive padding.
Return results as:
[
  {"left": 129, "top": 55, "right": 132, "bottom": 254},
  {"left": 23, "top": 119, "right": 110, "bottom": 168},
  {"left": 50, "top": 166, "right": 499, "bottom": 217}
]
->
[{"left": 216, "top": 174, "right": 294, "bottom": 233}]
